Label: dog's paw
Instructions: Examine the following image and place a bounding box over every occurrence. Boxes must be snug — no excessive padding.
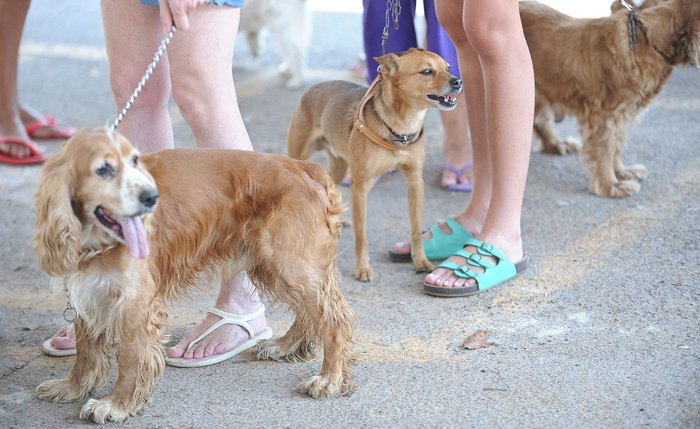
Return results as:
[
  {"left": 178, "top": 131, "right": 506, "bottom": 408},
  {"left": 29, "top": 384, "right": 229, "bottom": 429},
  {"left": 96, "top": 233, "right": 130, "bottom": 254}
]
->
[
  {"left": 36, "top": 378, "right": 88, "bottom": 403},
  {"left": 80, "top": 398, "right": 133, "bottom": 424},
  {"left": 592, "top": 179, "right": 641, "bottom": 198},
  {"left": 354, "top": 265, "right": 373, "bottom": 282},
  {"left": 297, "top": 375, "right": 354, "bottom": 398},
  {"left": 541, "top": 137, "right": 581, "bottom": 155},
  {"left": 616, "top": 164, "right": 647, "bottom": 181},
  {"left": 256, "top": 338, "right": 318, "bottom": 362},
  {"left": 413, "top": 257, "right": 434, "bottom": 273}
]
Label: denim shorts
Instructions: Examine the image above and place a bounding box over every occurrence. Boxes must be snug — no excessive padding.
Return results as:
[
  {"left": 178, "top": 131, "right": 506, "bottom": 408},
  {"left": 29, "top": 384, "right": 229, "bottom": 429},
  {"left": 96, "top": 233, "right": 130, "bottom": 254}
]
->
[{"left": 140, "top": 0, "right": 243, "bottom": 7}]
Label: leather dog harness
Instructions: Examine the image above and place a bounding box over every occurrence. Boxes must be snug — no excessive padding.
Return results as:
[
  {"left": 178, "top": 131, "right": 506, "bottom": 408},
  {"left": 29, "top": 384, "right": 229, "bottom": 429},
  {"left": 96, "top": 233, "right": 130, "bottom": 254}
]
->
[{"left": 353, "top": 74, "right": 423, "bottom": 152}]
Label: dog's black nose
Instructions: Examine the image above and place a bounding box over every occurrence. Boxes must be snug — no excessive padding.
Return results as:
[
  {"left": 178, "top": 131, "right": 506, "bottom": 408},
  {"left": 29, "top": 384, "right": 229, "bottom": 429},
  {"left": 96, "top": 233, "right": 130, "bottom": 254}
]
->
[
  {"left": 139, "top": 188, "right": 159, "bottom": 208},
  {"left": 450, "top": 77, "right": 463, "bottom": 89}
]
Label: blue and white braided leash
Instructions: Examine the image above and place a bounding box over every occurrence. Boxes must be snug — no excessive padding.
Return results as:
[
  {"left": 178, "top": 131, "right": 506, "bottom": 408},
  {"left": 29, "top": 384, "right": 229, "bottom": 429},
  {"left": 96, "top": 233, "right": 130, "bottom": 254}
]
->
[
  {"left": 62, "top": 28, "right": 177, "bottom": 323},
  {"left": 109, "top": 27, "right": 177, "bottom": 131}
]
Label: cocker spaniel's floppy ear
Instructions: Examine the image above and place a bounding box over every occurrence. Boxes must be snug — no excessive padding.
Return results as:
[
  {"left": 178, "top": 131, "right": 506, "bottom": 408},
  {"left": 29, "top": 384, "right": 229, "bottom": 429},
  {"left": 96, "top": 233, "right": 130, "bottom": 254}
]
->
[{"left": 33, "top": 149, "right": 81, "bottom": 277}]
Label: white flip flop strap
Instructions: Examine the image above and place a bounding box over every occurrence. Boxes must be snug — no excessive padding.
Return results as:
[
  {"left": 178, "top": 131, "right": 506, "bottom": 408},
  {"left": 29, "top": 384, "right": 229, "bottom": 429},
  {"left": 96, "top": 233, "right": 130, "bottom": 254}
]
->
[{"left": 185, "top": 305, "right": 266, "bottom": 352}]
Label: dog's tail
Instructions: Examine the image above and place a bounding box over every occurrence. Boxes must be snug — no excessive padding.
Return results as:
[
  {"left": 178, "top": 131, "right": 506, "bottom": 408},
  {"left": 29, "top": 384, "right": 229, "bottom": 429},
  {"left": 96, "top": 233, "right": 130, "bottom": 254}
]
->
[{"left": 299, "top": 160, "right": 345, "bottom": 238}]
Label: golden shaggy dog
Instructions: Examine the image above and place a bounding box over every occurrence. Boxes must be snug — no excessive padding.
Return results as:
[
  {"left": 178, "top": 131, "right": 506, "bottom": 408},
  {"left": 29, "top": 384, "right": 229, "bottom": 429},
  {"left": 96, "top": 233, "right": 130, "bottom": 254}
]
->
[
  {"left": 33, "top": 128, "right": 356, "bottom": 423},
  {"left": 521, "top": 0, "right": 700, "bottom": 197}
]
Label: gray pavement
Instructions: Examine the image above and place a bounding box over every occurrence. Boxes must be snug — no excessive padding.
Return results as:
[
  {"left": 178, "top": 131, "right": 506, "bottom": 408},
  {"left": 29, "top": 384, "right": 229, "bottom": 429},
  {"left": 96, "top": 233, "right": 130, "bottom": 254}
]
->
[{"left": 1, "top": 1, "right": 699, "bottom": 428}]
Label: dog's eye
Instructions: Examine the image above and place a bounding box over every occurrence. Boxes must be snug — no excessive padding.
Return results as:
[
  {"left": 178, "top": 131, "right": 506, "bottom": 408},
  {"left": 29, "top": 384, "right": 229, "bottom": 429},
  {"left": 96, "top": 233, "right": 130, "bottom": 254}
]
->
[
  {"left": 421, "top": 68, "right": 434, "bottom": 76},
  {"left": 446, "top": 65, "right": 451, "bottom": 73},
  {"left": 132, "top": 154, "right": 139, "bottom": 167},
  {"left": 96, "top": 162, "right": 116, "bottom": 178}
]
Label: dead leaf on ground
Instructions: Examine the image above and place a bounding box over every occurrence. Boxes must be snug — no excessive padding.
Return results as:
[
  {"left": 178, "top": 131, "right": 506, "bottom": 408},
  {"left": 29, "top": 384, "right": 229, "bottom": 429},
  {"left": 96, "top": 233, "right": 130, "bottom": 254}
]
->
[{"left": 460, "top": 329, "right": 496, "bottom": 350}]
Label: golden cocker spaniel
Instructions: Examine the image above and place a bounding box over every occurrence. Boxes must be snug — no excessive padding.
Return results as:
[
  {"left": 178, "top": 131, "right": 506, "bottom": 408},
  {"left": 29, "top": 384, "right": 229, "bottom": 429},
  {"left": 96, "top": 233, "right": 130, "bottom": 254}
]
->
[{"left": 33, "top": 128, "right": 357, "bottom": 423}]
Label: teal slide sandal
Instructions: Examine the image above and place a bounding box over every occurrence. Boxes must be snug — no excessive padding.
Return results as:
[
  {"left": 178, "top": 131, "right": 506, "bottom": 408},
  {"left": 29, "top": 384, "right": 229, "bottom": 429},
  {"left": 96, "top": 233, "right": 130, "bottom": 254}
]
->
[
  {"left": 423, "top": 238, "right": 527, "bottom": 298},
  {"left": 389, "top": 217, "right": 474, "bottom": 262}
]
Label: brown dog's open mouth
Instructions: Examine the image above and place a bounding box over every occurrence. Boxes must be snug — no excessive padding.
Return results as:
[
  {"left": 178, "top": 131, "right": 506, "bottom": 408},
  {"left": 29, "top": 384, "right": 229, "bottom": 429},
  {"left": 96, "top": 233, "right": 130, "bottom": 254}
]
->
[
  {"left": 95, "top": 206, "right": 124, "bottom": 238},
  {"left": 95, "top": 206, "right": 150, "bottom": 259},
  {"left": 427, "top": 93, "right": 458, "bottom": 109}
]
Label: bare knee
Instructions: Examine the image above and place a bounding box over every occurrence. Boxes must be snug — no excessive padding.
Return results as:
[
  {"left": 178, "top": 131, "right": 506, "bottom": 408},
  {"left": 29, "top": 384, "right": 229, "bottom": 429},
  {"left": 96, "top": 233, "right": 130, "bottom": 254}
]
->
[
  {"left": 171, "top": 74, "right": 218, "bottom": 129},
  {"left": 108, "top": 65, "right": 170, "bottom": 113},
  {"left": 435, "top": 3, "right": 468, "bottom": 47},
  {"left": 464, "top": 22, "right": 513, "bottom": 62}
]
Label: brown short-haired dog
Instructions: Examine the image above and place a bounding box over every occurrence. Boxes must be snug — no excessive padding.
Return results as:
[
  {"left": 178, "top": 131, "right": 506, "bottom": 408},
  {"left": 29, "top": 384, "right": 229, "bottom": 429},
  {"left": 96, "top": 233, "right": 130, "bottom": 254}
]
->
[
  {"left": 287, "top": 48, "right": 463, "bottom": 281},
  {"left": 521, "top": 0, "right": 700, "bottom": 197},
  {"left": 33, "top": 128, "right": 357, "bottom": 423}
]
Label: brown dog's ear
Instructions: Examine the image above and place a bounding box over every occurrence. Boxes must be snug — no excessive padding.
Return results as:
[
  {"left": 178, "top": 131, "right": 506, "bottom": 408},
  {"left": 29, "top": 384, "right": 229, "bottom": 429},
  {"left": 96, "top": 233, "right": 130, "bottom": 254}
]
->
[
  {"left": 687, "top": 18, "right": 700, "bottom": 67},
  {"left": 402, "top": 47, "right": 424, "bottom": 55},
  {"left": 642, "top": 2, "right": 700, "bottom": 66},
  {"left": 374, "top": 52, "right": 402, "bottom": 77},
  {"left": 33, "top": 151, "right": 82, "bottom": 277}
]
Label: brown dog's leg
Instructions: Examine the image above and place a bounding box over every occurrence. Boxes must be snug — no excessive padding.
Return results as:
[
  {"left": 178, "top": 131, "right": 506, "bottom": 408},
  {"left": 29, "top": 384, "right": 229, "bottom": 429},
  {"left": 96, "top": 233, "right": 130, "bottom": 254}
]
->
[
  {"left": 611, "top": 122, "right": 647, "bottom": 182},
  {"left": 256, "top": 308, "right": 318, "bottom": 362},
  {"left": 255, "top": 276, "right": 356, "bottom": 398},
  {"left": 534, "top": 98, "right": 581, "bottom": 155},
  {"left": 295, "top": 265, "right": 356, "bottom": 398},
  {"left": 79, "top": 298, "right": 166, "bottom": 424},
  {"left": 580, "top": 115, "right": 641, "bottom": 198},
  {"left": 328, "top": 152, "right": 349, "bottom": 185},
  {"left": 402, "top": 163, "right": 432, "bottom": 273},
  {"left": 287, "top": 107, "right": 318, "bottom": 161},
  {"left": 350, "top": 174, "right": 374, "bottom": 281},
  {"left": 36, "top": 319, "right": 112, "bottom": 403}
]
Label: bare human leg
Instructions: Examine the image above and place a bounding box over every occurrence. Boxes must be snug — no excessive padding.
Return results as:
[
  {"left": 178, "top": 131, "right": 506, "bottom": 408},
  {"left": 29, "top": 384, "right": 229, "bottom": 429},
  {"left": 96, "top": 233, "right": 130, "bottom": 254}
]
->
[
  {"left": 424, "top": 0, "right": 532, "bottom": 292},
  {"left": 0, "top": 0, "right": 33, "bottom": 159},
  {"left": 44, "top": 1, "right": 268, "bottom": 363}
]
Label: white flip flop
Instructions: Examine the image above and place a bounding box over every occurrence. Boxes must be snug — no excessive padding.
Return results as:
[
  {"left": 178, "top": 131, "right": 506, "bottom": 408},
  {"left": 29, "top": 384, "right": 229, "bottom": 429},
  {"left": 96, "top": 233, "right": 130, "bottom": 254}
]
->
[
  {"left": 165, "top": 306, "right": 272, "bottom": 368},
  {"left": 42, "top": 338, "right": 77, "bottom": 357},
  {"left": 42, "top": 324, "right": 77, "bottom": 357}
]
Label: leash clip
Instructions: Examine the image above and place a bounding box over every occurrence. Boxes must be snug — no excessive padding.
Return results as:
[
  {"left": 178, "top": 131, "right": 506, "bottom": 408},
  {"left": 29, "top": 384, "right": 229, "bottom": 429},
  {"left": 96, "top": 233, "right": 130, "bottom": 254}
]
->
[{"left": 62, "top": 276, "right": 78, "bottom": 323}]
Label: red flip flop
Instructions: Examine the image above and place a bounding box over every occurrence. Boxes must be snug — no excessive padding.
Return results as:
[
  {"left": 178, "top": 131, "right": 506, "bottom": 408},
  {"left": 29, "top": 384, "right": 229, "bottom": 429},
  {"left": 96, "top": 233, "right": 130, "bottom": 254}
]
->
[
  {"left": 25, "top": 114, "right": 76, "bottom": 141},
  {"left": 0, "top": 137, "right": 47, "bottom": 165}
]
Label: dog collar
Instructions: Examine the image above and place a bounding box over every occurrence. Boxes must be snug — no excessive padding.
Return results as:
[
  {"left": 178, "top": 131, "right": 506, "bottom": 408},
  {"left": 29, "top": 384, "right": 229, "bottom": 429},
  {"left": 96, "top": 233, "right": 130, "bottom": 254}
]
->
[
  {"left": 623, "top": 7, "right": 675, "bottom": 65},
  {"left": 353, "top": 75, "right": 422, "bottom": 151},
  {"left": 384, "top": 122, "right": 421, "bottom": 144}
]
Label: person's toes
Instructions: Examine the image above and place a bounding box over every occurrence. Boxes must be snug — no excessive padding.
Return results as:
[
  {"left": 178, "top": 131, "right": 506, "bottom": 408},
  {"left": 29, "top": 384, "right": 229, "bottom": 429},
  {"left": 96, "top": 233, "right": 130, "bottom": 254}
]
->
[
  {"left": 51, "top": 336, "right": 76, "bottom": 350},
  {"left": 0, "top": 142, "right": 30, "bottom": 158},
  {"left": 391, "top": 241, "right": 410, "bottom": 254},
  {"left": 166, "top": 342, "right": 187, "bottom": 358},
  {"left": 203, "top": 342, "right": 220, "bottom": 358},
  {"left": 441, "top": 274, "right": 453, "bottom": 288},
  {"left": 424, "top": 271, "right": 441, "bottom": 286},
  {"left": 183, "top": 346, "right": 197, "bottom": 360}
]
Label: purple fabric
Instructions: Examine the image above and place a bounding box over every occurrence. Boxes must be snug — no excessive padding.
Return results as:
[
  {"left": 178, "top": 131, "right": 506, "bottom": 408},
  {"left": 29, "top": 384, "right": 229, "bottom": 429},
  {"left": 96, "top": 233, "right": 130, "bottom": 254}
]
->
[{"left": 362, "top": 0, "right": 460, "bottom": 84}]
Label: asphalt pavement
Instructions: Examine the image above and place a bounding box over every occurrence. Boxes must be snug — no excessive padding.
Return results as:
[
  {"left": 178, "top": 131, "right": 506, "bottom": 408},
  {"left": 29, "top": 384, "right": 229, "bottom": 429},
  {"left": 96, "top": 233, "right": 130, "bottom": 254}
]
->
[{"left": 0, "top": 1, "right": 698, "bottom": 428}]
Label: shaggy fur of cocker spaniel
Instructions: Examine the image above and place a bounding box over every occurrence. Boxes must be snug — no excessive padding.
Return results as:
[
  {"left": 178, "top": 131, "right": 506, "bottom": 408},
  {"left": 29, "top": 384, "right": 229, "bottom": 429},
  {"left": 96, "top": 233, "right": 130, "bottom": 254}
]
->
[
  {"left": 521, "top": 0, "right": 700, "bottom": 197},
  {"left": 33, "top": 128, "right": 356, "bottom": 423}
]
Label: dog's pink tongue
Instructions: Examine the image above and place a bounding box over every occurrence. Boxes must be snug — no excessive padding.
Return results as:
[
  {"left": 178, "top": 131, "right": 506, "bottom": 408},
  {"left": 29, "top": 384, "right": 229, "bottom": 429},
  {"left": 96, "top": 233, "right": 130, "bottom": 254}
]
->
[{"left": 120, "top": 216, "right": 149, "bottom": 259}]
